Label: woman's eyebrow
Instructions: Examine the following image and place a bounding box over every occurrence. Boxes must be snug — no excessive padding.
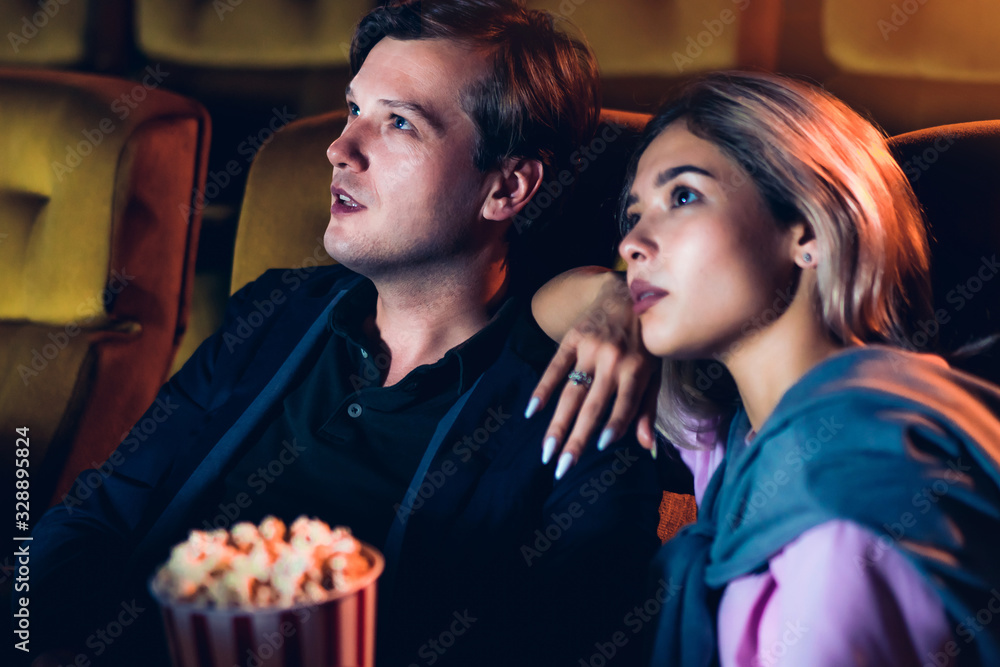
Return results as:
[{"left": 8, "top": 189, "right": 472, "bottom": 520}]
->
[{"left": 654, "top": 164, "right": 716, "bottom": 188}]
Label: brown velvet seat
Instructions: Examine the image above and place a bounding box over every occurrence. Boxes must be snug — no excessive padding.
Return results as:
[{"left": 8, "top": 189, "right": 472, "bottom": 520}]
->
[
  {"left": 888, "top": 121, "right": 1000, "bottom": 385},
  {"left": 0, "top": 68, "right": 211, "bottom": 506}
]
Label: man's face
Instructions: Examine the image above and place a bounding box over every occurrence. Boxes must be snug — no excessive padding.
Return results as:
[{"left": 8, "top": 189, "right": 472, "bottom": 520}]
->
[{"left": 324, "top": 38, "right": 497, "bottom": 279}]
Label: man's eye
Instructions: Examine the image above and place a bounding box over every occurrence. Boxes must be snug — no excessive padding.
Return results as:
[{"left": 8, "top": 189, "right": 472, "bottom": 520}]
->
[
  {"left": 392, "top": 114, "right": 413, "bottom": 131},
  {"left": 348, "top": 102, "right": 360, "bottom": 116},
  {"left": 672, "top": 186, "right": 700, "bottom": 207}
]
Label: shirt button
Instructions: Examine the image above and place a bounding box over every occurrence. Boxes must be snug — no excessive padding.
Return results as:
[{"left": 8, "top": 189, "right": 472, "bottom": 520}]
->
[{"left": 347, "top": 403, "right": 363, "bottom": 418}]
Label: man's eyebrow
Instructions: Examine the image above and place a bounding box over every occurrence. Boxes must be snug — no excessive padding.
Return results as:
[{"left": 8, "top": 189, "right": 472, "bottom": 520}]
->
[
  {"left": 381, "top": 99, "right": 445, "bottom": 135},
  {"left": 343, "top": 85, "right": 445, "bottom": 135}
]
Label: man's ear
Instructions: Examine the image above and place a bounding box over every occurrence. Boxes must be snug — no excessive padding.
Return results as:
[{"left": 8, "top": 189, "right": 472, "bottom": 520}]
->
[
  {"left": 788, "top": 220, "right": 819, "bottom": 268},
  {"left": 481, "top": 157, "right": 544, "bottom": 222}
]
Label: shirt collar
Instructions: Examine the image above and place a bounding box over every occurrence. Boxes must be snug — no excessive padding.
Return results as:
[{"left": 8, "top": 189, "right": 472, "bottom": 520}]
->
[{"left": 328, "top": 277, "right": 518, "bottom": 395}]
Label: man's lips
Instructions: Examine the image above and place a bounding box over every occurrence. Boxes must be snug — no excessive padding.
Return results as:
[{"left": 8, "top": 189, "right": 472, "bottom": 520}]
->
[
  {"left": 330, "top": 185, "right": 365, "bottom": 214},
  {"left": 629, "top": 279, "right": 668, "bottom": 315}
]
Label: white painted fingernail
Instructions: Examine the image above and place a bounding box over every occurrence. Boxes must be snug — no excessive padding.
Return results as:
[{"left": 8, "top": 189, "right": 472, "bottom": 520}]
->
[
  {"left": 554, "top": 452, "right": 575, "bottom": 480},
  {"left": 524, "top": 396, "right": 540, "bottom": 419},
  {"left": 542, "top": 436, "right": 558, "bottom": 465},
  {"left": 597, "top": 427, "right": 615, "bottom": 451}
]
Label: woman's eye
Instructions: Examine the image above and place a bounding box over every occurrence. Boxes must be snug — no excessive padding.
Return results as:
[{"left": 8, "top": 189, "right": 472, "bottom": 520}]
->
[
  {"left": 672, "top": 186, "right": 700, "bottom": 207},
  {"left": 391, "top": 114, "right": 413, "bottom": 131},
  {"left": 348, "top": 102, "right": 360, "bottom": 116},
  {"left": 624, "top": 211, "right": 640, "bottom": 232}
]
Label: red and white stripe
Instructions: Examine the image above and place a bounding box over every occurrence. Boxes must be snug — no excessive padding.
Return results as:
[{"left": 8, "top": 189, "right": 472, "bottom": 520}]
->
[{"left": 156, "top": 549, "right": 381, "bottom": 667}]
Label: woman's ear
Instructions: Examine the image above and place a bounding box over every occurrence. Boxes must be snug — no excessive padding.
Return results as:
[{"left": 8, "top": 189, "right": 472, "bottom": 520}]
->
[
  {"left": 482, "top": 157, "right": 544, "bottom": 222},
  {"left": 788, "top": 221, "right": 819, "bottom": 269}
]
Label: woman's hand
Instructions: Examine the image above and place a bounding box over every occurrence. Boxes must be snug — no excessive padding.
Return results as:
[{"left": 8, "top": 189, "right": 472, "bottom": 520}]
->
[{"left": 527, "top": 271, "right": 659, "bottom": 479}]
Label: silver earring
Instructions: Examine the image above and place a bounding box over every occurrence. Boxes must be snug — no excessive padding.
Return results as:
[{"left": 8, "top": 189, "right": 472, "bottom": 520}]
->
[{"left": 803, "top": 252, "right": 812, "bottom": 264}]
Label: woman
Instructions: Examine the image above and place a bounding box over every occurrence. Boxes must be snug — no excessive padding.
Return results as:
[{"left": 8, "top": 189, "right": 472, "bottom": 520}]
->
[{"left": 529, "top": 72, "right": 1000, "bottom": 665}]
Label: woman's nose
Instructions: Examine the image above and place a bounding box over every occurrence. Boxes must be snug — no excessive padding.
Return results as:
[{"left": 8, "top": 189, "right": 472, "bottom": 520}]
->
[{"left": 619, "top": 225, "right": 655, "bottom": 266}]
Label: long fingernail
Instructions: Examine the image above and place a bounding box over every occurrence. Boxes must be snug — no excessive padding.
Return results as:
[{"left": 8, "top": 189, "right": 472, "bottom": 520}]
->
[
  {"left": 524, "top": 396, "right": 540, "bottom": 419},
  {"left": 554, "top": 452, "right": 575, "bottom": 480},
  {"left": 597, "top": 427, "right": 615, "bottom": 451},
  {"left": 542, "top": 436, "right": 558, "bottom": 465},
  {"left": 650, "top": 444, "right": 658, "bottom": 460}
]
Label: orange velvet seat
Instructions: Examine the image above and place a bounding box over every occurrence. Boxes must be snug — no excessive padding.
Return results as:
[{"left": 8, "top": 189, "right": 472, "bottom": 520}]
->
[{"left": 0, "top": 68, "right": 211, "bottom": 506}]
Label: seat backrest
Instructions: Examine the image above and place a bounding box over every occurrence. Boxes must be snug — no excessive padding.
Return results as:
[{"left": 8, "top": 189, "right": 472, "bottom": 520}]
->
[
  {"left": 888, "top": 121, "right": 1000, "bottom": 383},
  {"left": 0, "top": 68, "right": 211, "bottom": 505},
  {"left": 527, "top": 0, "right": 782, "bottom": 77},
  {"left": 134, "top": 0, "right": 372, "bottom": 68},
  {"left": 231, "top": 108, "right": 652, "bottom": 294},
  {"left": 824, "top": 0, "right": 1000, "bottom": 84},
  {"left": 0, "top": 0, "right": 91, "bottom": 66},
  {"left": 778, "top": 0, "right": 1000, "bottom": 135}
]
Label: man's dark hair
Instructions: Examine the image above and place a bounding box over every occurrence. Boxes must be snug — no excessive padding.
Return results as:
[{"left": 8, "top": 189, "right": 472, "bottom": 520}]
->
[{"left": 351, "top": 0, "right": 599, "bottom": 175}]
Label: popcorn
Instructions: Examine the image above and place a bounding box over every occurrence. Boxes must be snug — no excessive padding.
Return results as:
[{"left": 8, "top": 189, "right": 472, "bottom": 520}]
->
[{"left": 153, "top": 516, "right": 369, "bottom": 609}]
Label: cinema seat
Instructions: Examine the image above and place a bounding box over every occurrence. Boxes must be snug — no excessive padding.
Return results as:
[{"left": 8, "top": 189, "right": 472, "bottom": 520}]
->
[
  {"left": 0, "top": 0, "right": 90, "bottom": 67},
  {"left": 779, "top": 0, "right": 1000, "bottom": 135},
  {"left": 527, "top": 0, "right": 783, "bottom": 109},
  {"left": 888, "top": 121, "right": 1000, "bottom": 384},
  {"left": 135, "top": 0, "right": 372, "bottom": 69},
  {"left": 0, "top": 68, "right": 211, "bottom": 506}
]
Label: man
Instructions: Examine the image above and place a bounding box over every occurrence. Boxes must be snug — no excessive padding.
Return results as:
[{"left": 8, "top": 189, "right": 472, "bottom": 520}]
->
[{"left": 29, "top": 2, "right": 662, "bottom": 665}]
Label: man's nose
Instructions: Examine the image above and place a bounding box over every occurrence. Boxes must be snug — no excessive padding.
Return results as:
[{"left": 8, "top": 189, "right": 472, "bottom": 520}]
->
[{"left": 327, "top": 122, "right": 368, "bottom": 171}]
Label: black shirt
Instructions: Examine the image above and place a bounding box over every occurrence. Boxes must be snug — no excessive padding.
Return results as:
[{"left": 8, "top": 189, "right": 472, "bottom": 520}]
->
[{"left": 221, "top": 278, "right": 515, "bottom": 548}]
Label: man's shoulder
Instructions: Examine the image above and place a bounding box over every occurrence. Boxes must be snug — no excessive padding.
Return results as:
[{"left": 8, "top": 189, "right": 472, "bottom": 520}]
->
[
  {"left": 501, "top": 303, "right": 558, "bottom": 376},
  {"left": 202, "top": 264, "right": 362, "bottom": 366}
]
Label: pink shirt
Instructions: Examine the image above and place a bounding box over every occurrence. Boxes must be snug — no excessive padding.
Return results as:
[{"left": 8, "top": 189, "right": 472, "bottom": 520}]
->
[{"left": 675, "top": 435, "right": 956, "bottom": 666}]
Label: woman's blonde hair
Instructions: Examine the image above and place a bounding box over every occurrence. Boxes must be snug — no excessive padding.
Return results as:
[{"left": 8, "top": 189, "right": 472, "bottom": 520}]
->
[{"left": 618, "top": 72, "right": 933, "bottom": 448}]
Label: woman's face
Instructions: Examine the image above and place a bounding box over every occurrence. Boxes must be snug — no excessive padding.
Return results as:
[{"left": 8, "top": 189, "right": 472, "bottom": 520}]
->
[{"left": 619, "top": 122, "right": 800, "bottom": 360}]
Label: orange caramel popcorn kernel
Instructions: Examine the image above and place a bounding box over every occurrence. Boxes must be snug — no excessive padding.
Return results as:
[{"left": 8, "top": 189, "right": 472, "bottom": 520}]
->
[{"left": 154, "top": 515, "right": 369, "bottom": 608}]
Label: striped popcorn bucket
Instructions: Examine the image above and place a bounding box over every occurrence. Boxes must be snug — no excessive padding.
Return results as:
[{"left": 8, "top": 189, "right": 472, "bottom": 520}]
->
[{"left": 149, "top": 544, "right": 384, "bottom": 667}]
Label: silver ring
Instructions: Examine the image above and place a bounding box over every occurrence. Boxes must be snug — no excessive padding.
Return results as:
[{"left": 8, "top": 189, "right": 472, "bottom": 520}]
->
[{"left": 567, "top": 370, "right": 594, "bottom": 388}]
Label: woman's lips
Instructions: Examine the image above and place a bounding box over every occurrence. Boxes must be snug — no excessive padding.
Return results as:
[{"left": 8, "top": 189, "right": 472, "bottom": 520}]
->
[{"left": 630, "top": 279, "right": 668, "bottom": 315}]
